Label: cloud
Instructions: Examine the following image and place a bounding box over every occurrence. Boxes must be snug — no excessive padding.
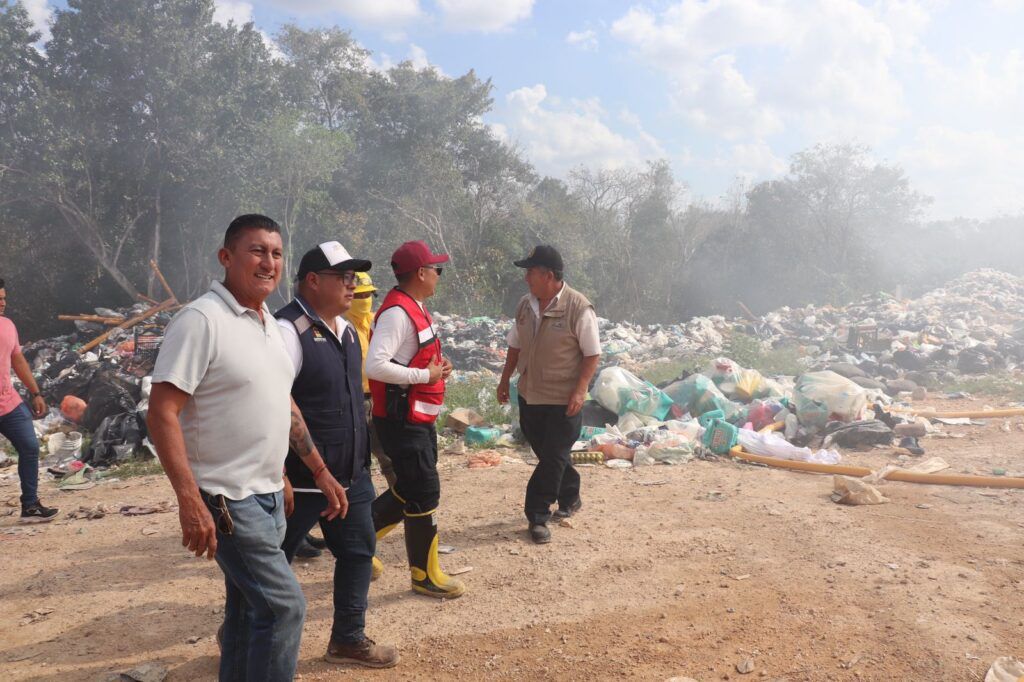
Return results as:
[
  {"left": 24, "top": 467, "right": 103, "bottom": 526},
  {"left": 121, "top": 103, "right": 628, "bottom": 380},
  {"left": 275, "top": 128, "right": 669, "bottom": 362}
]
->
[
  {"left": 407, "top": 43, "right": 446, "bottom": 74},
  {"left": 610, "top": 0, "right": 915, "bottom": 142},
  {"left": 436, "top": 0, "right": 534, "bottom": 32},
  {"left": 213, "top": 0, "right": 254, "bottom": 25},
  {"left": 717, "top": 140, "right": 788, "bottom": 179},
  {"left": 897, "top": 125, "right": 1024, "bottom": 218},
  {"left": 264, "top": 0, "right": 421, "bottom": 27},
  {"left": 565, "top": 29, "right": 598, "bottom": 51},
  {"left": 492, "top": 84, "right": 665, "bottom": 176},
  {"left": 22, "top": 0, "right": 53, "bottom": 43}
]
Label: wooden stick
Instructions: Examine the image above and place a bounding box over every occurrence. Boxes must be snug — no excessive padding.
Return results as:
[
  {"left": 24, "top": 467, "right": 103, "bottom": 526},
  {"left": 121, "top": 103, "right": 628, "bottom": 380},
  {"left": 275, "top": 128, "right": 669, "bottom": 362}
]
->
[
  {"left": 77, "top": 299, "right": 176, "bottom": 354},
  {"left": 136, "top": 292, "right": 160, "bottom": 305},
  {"left": 58, "top": 315, "right": 126, "bottom": 324},
  {"left": 736, "top": 300, "right": 757, "bottom": 321},
  {"left": 149, "top": 260, "right": 178, "bottom": 304}
]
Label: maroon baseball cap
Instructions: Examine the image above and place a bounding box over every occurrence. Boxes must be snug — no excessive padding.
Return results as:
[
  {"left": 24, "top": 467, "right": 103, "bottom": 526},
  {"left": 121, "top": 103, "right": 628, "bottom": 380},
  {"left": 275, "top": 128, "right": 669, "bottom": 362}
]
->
[{"left": 390, "top": 240, "right": 449, "bottom": 275}]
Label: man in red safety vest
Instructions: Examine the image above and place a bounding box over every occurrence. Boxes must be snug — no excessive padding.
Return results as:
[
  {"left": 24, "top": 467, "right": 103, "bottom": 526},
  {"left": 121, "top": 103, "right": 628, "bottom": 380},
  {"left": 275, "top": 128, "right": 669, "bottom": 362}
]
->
[{"left": 365, "top": 240, "right": 466, "bottom": 599}]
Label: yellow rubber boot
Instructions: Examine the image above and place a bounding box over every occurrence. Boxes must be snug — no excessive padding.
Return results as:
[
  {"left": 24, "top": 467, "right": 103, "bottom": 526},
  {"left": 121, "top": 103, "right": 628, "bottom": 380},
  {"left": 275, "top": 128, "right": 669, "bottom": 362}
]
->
[
  {"left": 404, "top": 510, "right": 465, "bottom": 599},
  {"left": 371, "top": 488, "right": 406, "bottom": 582}
]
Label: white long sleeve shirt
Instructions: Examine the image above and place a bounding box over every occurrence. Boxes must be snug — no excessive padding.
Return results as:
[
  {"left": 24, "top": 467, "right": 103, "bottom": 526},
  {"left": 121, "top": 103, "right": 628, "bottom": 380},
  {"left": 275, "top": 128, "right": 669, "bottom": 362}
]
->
[{"left": 365, "top": 304, "right": 432, "bottom": 386}]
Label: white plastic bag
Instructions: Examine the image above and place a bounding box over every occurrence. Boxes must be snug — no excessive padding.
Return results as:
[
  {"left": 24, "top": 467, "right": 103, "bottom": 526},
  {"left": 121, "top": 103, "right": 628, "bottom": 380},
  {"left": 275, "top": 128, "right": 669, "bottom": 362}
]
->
[{"left": 737, "top": 427, "right": 841, "bottom": 465}]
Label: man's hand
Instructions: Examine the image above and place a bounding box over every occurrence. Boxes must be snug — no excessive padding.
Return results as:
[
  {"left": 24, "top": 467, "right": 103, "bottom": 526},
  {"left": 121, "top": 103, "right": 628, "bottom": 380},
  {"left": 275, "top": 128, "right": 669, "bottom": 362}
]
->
[
  {"left": 566, "top": 388, "right": 586, "bottom": 417},
  {"left": 179, "top": 495, "right": 217, "bottom": 560},
  {"left": 497, "top": 377, "right": 510, "bottom": 404},
  {"left": 427, "top": 355, "right": 444, "bottom": 384},
  {"left": 283, "top": 476, "right": 294, "bottom": 518},
  {"left": 441, "top": 357, "right": 453, "bottom": 381},
  {"left": 316, "top": 471, "right": 349, "bottom": 520},
  {"left": 30, "top": 395, "right": 46, "bottom": 418}
]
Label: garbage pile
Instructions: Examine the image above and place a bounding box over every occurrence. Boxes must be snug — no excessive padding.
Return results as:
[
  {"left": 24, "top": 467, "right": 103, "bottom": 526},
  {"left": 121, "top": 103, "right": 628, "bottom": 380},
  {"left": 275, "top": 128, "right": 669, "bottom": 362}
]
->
[
  {"left": 5, "top": 268, "right": 1024, "bottom": 476},
  {"left": 441, "top": 269, "right": 1024, "bottom": 378},
  {"left": 16, "top": 301, "right": 175, "bottom": 469}
]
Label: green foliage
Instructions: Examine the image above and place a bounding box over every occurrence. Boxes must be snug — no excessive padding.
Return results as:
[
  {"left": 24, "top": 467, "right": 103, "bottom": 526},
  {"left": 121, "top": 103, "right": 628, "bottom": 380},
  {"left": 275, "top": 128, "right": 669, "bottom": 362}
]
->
[
  {"left": 112, "top": 457, "right": 165, "bottom": 479},
  {"left": 937, "top": 375, "right": 1024, "bottom": 402},
  {"left": 443, "top": 377, "right": 508, "bottom": 427},
  {"left": 724, "top": 333, "right": 804, "bottom": 377}
]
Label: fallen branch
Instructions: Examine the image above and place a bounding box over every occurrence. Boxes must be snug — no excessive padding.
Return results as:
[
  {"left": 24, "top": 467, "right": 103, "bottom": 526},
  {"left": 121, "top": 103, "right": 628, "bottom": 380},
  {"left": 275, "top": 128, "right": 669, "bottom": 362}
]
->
[
  {"left": 77, "top": 299, "right": 177, "bottom": 354},
  {"left": 149, "top": 260, "right": 178, "bottom": 304},
  {"left": 58, "top": 314, "right": 126, "bottom": 324}
]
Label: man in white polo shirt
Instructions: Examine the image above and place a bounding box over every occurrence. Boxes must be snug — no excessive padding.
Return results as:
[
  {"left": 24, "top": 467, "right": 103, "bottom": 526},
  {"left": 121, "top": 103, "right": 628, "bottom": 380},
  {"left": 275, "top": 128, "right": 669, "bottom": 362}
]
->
[{"left": 147, "top": 214, "right": 347, "bottom": 682}]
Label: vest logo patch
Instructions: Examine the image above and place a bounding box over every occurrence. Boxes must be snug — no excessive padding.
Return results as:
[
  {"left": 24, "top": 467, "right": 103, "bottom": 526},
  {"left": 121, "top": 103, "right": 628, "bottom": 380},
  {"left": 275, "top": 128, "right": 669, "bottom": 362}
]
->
[{"left": 312, "top": 328, "right": 327, "bottom": 342}]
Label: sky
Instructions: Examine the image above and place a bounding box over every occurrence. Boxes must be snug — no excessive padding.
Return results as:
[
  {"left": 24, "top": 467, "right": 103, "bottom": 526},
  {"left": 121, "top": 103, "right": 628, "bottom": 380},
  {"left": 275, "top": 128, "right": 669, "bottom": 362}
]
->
[{"left": 24, "top": 0, "right": 1024, "bottom": 220}]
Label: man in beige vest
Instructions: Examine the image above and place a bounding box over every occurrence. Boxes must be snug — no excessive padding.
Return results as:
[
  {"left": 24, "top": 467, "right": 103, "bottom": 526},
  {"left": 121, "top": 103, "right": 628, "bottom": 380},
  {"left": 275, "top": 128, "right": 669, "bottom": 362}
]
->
[{"left": 497, "top": 245, "right": 601, "bottom": 543}]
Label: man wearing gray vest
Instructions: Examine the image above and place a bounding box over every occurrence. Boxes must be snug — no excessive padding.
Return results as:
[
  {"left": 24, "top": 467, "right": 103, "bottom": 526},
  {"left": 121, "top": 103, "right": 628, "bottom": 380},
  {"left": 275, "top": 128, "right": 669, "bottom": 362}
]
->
[{"left": 497, "top": 245, "right": 601, "bottom": 544}]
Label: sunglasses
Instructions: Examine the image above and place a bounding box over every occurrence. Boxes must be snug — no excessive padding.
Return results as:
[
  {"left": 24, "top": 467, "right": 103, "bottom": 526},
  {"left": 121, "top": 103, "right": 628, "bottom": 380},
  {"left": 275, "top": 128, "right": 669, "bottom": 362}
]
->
[
  {"left": 212, "top": 494, "right": 234, "bottom": 535},
  {"left": 422, "top": 266, "right": 443, "bottom": 276},
  {"left": 316, "top": 271, "right": 357, "bottom": 285}
]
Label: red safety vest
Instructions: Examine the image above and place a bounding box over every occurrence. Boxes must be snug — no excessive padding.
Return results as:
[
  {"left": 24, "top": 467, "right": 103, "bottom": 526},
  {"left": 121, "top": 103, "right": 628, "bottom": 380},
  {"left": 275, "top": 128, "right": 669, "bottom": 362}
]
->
[{"left": 368, "top": 288, "right": 445, "bottom": 424}]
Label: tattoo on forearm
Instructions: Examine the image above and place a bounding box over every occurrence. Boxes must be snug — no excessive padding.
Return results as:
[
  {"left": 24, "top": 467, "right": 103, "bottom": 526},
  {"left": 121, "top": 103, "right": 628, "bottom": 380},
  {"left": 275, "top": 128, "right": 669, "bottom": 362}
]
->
[{"left": 289, "top": 407, "right": 316, "bottom": 460}]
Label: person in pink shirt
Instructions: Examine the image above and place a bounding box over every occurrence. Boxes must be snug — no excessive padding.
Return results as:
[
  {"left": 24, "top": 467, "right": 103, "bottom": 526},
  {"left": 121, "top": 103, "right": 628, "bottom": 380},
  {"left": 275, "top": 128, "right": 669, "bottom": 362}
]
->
[{"left": 0, "top": 279, "right": 59, "bottom": 522}]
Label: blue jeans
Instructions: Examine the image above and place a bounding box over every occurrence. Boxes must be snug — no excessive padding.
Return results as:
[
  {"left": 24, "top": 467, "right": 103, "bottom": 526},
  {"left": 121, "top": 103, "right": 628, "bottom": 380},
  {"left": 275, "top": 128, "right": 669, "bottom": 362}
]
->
[
  {"left": 282, "top": 471, "right": 376, "bottom": 644},
  {"left": 0, "top": 402, "right": 40, "bottom": 505},
  {"left": 203, "top": 490, "right": 306, "bottom": 682}
]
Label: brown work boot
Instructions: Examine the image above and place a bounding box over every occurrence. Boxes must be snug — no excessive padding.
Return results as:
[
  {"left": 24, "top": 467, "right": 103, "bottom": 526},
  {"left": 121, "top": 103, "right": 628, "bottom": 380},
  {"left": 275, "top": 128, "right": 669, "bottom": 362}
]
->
[{"left": 325, "top": 637, "right": 400, "bottom": 669}]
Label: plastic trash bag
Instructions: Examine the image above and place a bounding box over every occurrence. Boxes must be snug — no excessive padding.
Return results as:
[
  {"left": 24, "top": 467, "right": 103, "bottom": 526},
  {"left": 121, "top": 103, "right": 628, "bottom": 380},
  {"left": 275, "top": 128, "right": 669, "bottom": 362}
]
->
[
  {"left": 737, "top": 427, "right": 841, "bottom": 464},
  {"left": 704, "top": 357, "right": 785, "bottom": 402},
  {"left": 592, "top": 367, "right": 673, "bottom": 420},
  {"left": 662, "top": 374, "right": 746, "bottom": 423},
  {"left": 793, "top": 371, "right": 867, "bottom": 429}
]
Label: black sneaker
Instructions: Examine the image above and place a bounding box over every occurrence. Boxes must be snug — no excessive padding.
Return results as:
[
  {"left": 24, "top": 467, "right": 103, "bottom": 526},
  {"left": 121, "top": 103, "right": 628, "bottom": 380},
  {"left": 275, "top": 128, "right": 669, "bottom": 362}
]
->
[
  {"left": 552, "top": 498, "right": 582, "bottom": 520},
  {"left": 295, "top": 538, "right": 322, "bottom": 559},
  {"left": 306, "top": 533, "right": 327, "bottom": 550},
  {"left": 529, "top": 524, "right": 551, "bottom": 544},
  {"left": 20, "top": 501, "right": 59, "bottom": 524}
]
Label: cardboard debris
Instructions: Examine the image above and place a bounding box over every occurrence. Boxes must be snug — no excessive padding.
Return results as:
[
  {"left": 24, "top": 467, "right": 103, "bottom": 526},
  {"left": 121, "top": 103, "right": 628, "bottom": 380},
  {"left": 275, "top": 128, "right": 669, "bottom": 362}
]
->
[{"left": 832, "top": 476, "right": 889, "bottom": 505}]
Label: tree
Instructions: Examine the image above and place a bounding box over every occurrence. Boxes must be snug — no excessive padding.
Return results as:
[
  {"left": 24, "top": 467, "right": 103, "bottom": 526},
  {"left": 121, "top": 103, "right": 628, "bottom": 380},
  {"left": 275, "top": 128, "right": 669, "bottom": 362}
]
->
[
  {"left": 737, "top": 143, "right": 928, "bottom": 309},
  {"left": 253, "top": 111, "right": 350, "bottom": 294}
]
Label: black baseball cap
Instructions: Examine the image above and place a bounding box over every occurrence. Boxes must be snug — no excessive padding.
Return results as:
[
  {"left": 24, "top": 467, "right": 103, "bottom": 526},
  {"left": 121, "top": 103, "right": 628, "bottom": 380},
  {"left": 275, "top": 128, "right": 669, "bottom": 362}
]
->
[
  {"left": 296, "top": 241, "right": 371, "bottom": 280},
  {"left": 514, "top": 244, "right": 563, "bottom": 271}
]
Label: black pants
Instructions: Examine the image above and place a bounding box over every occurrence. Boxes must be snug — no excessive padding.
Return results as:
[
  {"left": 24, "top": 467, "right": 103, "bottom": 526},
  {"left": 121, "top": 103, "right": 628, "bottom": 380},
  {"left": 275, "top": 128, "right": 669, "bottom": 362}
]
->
[
  {"left": 519, "top": 396, "right": 583, "bottom": 525},
  {"left": 372, "top": 416, "right": 440, "bottom": 513}
]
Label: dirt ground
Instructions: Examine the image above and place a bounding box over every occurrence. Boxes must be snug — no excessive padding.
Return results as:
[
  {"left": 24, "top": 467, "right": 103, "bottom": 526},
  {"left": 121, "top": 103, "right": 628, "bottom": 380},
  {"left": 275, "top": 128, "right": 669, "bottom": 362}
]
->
[{"left": 2, "top": 398, "right": 1023, "bottom": 681}]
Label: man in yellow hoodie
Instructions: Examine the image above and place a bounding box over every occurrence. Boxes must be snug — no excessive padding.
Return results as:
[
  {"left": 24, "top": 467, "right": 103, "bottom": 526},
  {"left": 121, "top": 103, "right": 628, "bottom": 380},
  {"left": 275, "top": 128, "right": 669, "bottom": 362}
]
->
[{"left": 345, "top": 272, "right": 395, "bottom": 487}]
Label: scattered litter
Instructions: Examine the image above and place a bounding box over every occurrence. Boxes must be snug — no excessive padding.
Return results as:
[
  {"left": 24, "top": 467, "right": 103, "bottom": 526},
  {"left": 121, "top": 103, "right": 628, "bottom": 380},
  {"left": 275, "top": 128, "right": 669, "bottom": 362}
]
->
[
  {"left": 120, "top": 501, "right": 176, "bottom": 516},
  {"left": 445, "top": 408, "right": 484, "bottom": 434},
  {"left": 19, "top": 607, "right": 54, "bottom": 626},
  {"left": 448, "top": 566, "right": 473, "bottom": 576},
  {"left": 985, "top": 657, "right": 1024, "bottom": 682},
  {"left": 112, "top": 662, "right": 169, "bottom": 682},
  {"left": 438, "top": 544, "right": 456, "bottom": 554},
  {"left": 907, "top": 457, "right": 950, "bottom": 474},
  {"left": 467, "top": 451, "right": 502, "bottom": 469},
  {"left": 832, "top": 476, "right": 889, "bottom": 506},
  {"left": 735, "top": 658, "right": 755, "bottom": 674},
  {"left": 141, "top": 526, "right": 160, "bottom": 536}
]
